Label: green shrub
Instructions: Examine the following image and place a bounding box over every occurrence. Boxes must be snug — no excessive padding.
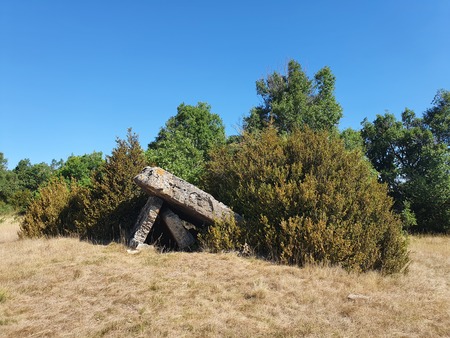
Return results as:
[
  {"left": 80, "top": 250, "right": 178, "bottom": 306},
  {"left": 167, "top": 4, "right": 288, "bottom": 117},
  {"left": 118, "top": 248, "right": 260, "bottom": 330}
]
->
[
  {"left": 10, "top": 189, "right": 34, "bottom": 213},
  {"left": 75, "top": 129, "right": 148, "bottom": 242},
  {"left": 20, "top": 129, "right": 148, "bottom": 242},
  {"left": 203, "top": 126, "right": 409, "bottom": 274},
  {"left": 199, "top": 216, "right": 242, "bottom": 253},
  {"left": 19, "top": 178, "right": 87, "bottom": 238}
]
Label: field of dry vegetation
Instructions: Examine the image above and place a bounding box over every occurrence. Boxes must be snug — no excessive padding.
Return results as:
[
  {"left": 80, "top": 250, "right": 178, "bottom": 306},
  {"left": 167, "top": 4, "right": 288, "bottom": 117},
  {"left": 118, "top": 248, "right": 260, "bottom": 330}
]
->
[{"left": 0, "top": 215, "right": 449, "bottom": 337}]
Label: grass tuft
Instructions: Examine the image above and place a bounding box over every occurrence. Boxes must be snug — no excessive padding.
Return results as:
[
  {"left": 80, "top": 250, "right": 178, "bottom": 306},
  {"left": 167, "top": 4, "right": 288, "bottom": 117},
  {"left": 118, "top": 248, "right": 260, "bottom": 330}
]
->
[{"left": 0, "top": 288, "right": 7, "bottom": 303}]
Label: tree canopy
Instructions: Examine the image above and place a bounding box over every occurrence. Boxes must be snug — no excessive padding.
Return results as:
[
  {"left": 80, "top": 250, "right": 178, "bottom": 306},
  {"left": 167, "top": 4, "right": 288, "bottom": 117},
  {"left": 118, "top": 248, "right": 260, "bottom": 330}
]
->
[
  {"left": 361, "top": 92, "right": 450, "bottom": 233},
  {"left": 244, "top": 60, "right": 342, "bottom": 133},
  {"left": 58, "top": 152, "right": 104, "bottom": 187},
  {"left": 423, "top": 89, "right": 450, "bottom": 146},
  {"left": 147, "top": 102, "right": 226, "bottom": 185}
]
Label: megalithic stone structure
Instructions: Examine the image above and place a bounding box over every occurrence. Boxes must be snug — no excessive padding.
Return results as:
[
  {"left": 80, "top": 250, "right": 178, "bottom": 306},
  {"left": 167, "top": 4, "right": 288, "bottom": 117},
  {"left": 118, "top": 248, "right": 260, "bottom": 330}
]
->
[
  {"left": 134, "top": 167, "right": 241, "bottom": 224},
  {"left": 129, "top": 196, "right": 163, "bottom": 248},
  {"left": 160, "top": 208, "right": 195, "bottom": 249}
]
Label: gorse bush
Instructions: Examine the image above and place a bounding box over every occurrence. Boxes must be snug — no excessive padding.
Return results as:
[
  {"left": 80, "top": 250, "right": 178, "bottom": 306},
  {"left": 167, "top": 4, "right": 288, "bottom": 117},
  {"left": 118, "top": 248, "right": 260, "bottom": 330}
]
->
[{"left": 203, "top": 126, "right": 409, "bottom": 274}]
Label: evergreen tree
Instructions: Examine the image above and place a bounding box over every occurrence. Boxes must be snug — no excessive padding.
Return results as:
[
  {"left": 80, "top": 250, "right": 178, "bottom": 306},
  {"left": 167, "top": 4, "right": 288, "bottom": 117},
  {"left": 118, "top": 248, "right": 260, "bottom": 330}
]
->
[
  {"left": 244, "top": 60, "right": 342, "bottom": 133},
  {"left": 79, "top": 129, "right": 148, "bottom": 241}
]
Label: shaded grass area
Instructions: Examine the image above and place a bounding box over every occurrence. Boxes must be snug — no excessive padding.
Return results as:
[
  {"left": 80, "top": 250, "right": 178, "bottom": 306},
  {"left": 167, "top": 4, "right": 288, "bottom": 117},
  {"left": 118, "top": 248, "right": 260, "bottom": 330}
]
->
[{"left": 0, "top": 220, "right": 449, "bottom": 337}]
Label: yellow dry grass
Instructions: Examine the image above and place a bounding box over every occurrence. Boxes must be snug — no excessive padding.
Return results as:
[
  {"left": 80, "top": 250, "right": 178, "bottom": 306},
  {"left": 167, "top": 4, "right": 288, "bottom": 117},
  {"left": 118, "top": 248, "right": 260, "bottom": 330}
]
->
[
  {"left": 0, "top": 218, "right": 449, "bottom": 337},
  {"left": 0, "top": 214, "right": 20, "bottom": 244}
]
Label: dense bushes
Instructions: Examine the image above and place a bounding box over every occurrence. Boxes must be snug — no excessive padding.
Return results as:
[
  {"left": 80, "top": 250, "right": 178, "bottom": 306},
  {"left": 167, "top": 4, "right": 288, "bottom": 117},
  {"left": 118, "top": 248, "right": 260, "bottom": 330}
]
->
[
  {"left": 20, "top": 177, "right": 87, "bottom": 238},
  {"left": 76, "top": 129, "right": 148, "bottom": 242},
  {"left": 202, "top": 127, "right": 409, "bottom": 273},
  {"left": 19, "top": 129, "right": 147, "bottom": 242}
]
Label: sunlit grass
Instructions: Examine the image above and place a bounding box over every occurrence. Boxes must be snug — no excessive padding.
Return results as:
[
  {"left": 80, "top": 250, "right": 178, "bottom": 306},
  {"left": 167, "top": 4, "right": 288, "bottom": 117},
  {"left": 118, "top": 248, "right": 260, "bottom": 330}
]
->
[{"left": 0, "top": 218, "right": 449, "bottom": 337}]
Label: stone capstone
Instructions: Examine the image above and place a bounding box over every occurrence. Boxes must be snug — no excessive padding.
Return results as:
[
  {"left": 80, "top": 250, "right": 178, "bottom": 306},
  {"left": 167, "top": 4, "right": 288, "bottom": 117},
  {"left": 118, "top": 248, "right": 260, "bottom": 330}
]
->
[
  {"left": 129, "top": 166, "right": 240, "bottom": 250},
  {"left": 134, "top": 166, "right": 240, "bottom": 224}
]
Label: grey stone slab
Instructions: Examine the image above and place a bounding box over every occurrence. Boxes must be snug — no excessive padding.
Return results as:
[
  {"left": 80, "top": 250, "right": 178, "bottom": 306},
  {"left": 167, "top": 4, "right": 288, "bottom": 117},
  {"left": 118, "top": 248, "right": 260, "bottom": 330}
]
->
[
  {"left": 134, "top": 167, "right": 240, "bottom": 225},
  {"left": 129, "top": 195, "right": 163, "bottom": 248},
  {"left": 160, "top": 208, "right": 195, "bottom": 250}
]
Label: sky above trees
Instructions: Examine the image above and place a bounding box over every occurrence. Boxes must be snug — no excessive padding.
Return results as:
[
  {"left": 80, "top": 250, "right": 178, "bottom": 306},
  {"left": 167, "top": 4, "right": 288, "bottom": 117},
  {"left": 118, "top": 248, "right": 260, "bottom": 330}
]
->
[{"left": 1, "top": 1, "right": 449, "bottom": 168}]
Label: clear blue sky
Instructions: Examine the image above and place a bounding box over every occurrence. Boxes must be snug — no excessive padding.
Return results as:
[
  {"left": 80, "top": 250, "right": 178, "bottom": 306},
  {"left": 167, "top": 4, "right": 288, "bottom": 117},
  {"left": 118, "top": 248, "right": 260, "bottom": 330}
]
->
[{"left": 1, "top": 1, "right": 449, "bottom": 169}]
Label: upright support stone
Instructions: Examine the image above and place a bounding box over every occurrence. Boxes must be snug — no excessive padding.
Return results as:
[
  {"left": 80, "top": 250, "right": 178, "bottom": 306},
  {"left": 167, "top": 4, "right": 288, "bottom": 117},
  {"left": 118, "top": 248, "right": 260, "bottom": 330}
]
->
[
  {"left": 134, "top": 167, "right": 240, "bottom": 224},
  {"left": 129, "top": 196, "right": 163, "bottom": 248},
  {"left": 160, "top": 208, "right": 195, "bottom": 250}
]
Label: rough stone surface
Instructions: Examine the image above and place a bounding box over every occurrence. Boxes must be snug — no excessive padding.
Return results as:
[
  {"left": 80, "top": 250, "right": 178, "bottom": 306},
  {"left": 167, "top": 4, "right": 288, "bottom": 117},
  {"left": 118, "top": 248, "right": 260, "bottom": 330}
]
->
[
  {"left": 347, "top": 293, "right": 370, "bottom": 301},
  {"left": 129, "top": 196, "right": 163, "bottom": 248},
  {"left": 134, "top": 167, "right": 240, "bottom": 224},
  {"left": 160, "top": 208, "right": 195, "bottom": 249}
]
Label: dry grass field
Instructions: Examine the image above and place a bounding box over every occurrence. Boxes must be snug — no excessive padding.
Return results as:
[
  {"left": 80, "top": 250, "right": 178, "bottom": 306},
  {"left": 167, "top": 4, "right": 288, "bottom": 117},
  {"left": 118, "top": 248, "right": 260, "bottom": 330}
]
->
[{"left": 0, "top": 216, "right": 449, "bottom": 337}]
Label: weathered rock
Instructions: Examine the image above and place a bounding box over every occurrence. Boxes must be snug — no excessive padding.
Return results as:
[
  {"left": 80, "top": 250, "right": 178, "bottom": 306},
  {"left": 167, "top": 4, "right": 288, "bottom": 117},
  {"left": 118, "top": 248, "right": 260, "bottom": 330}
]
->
[
  {"left": 160, "top": 208, "right": 195, "bottom": 249},
  {"left": 134, "top": 167, "right": 240, "bottom": 224},
  {"left": 129, "top": 196, "right": 163, "bottom": 248},
  {"left": 347, "top": 293, "right": 370, "bottom": 301}
]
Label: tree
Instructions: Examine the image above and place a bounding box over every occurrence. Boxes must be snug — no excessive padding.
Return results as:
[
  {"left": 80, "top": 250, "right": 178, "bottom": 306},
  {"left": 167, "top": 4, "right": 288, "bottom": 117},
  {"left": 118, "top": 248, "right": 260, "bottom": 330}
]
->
[
  {"left": 0, "top": 153, "right": 7, "bottom": 171},
  {"left": 340, "top": 128, "right": 364, "bottom": 151},
  {"left": 0, "top": 153, "right": 20, "bottom": 212},
  {"left": 244, "top": 60, "right": 342, "bottom": 133},
  {"left": 361, "top": 97, "right": 450, "bottom": 233},
  {"left": 361, "top": 113, "right": 406, "bottom": 208},
  {"left": 147, "top": 102, "right": 226, "bottom": 186},
  {"left": 403, "top": 144, "right": 449, "bottom": 233},
  {"left": 78, "top": 129, "right": 148, "bottom": 241},
  {"left": 423, "top": 89, "right": 450, "bottom": 146},
  {"left": 13, "top": 159, "right": 53, "bottom": 192},
  {"left": 58, "top": 152, "right": 104, "bottom": 186}
]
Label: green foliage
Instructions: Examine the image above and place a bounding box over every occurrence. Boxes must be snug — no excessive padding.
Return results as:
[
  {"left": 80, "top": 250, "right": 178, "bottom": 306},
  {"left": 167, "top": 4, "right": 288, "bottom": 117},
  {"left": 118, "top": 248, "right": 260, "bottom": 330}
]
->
[
  {"left": 19, "top": 177, "right": 87, "bottom": 238},
  {"left": 19, "top": 129, "right": 148, "bottom": 242},
  {"left": 0, "top": 153, "right": 7, "bottom": 171},
  {"left": 10, "top": 189, "right": 34, "bottom": 213},
  {"left": 424, "top": 89, "right": 450, "bottom": 146},
  {"left": 199, "top": 216, "right": 242, "bottom": 253},
  {"left": 361, "top": 97, "right": 450, "bottom": 233},
  {"left": 203, "top": 126, "right": 408, "bottom": 274},
  {"left": 147, "top": 102, "right": 226, "bottom": 186},
  {"left": 340, "top": 128, "right": 364, "bottom": 151},
  {"left": 0, "top": 154, "right": 19, "bottom": 210},
  {"left": 1, "top": 158, "right": 55, "bottom": 212},
  {"left": 400, "top": 200, "right": 417, "bottom": 230},
  {"left": 403, "top": 144, "right": 449, "bottom": 233},
  {"left": 13, "top": 159, "right": 53, "bottom": 192},
  {"left": 244, "top": 60, "right": 342, "bottom": 133},
  {"left": 58, "top": 152, "right": 104, "bottom": 187},
  {"left": 77, "top": 129, "right": 148, "bottom": 242}
]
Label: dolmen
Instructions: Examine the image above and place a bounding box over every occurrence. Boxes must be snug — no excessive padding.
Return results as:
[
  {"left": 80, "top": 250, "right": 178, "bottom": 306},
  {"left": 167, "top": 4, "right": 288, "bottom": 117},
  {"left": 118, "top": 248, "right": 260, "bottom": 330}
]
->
[{"left": 129, "top": 167, "right": 240, "bottom": 250}]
